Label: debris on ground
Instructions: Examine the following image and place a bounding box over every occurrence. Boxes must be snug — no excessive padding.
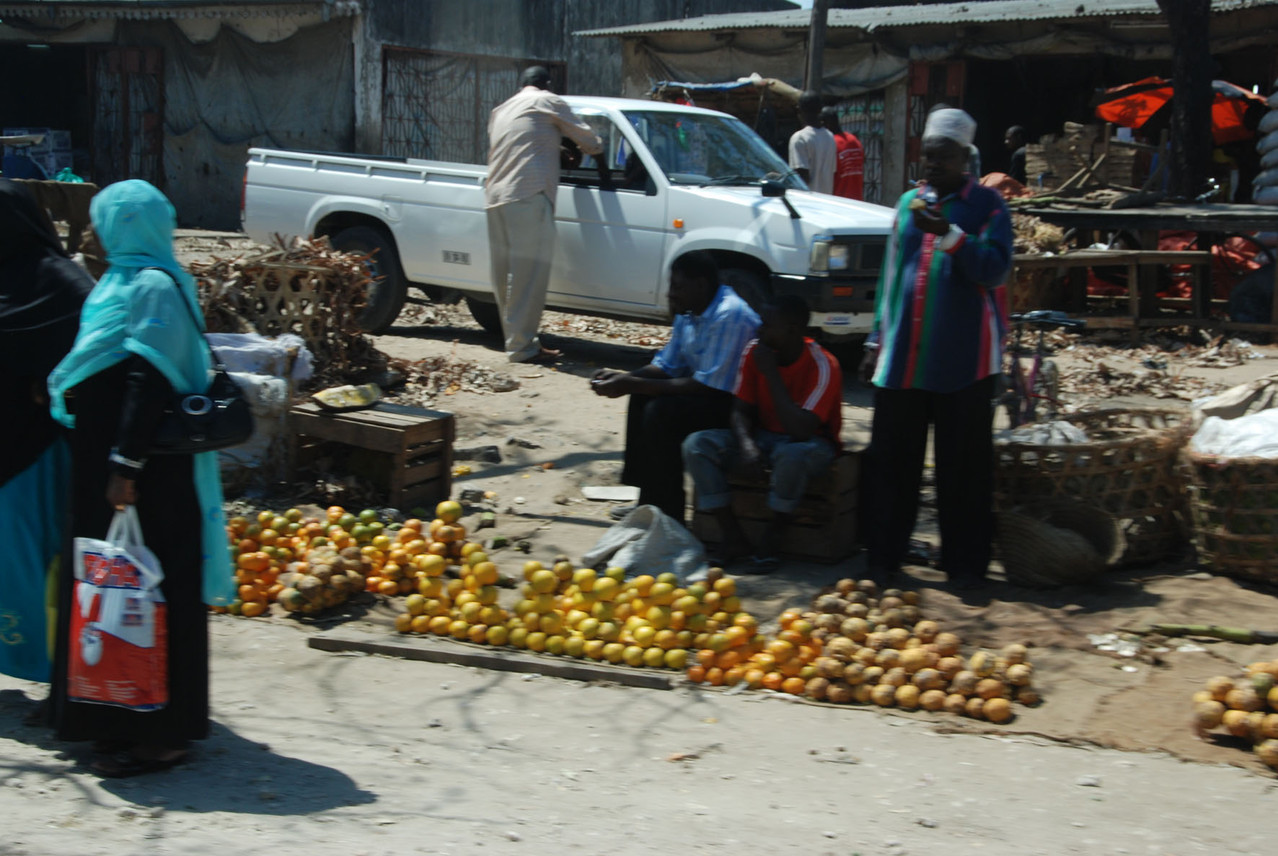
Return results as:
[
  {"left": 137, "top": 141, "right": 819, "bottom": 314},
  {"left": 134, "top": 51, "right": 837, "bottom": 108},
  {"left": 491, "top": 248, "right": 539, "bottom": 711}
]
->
[{"left": 388, "top": 353, "right": 521, "bottom": 409}]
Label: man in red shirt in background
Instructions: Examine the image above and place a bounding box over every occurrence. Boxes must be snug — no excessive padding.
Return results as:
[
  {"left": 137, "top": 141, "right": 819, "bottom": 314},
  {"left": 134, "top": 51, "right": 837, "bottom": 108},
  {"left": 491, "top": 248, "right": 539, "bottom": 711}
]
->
[
  {"left": 821, "top": 106, "right": 865, "bottom": 201},
  {"left": 683, "top": 295, "right": 842, "bottom": 570}
]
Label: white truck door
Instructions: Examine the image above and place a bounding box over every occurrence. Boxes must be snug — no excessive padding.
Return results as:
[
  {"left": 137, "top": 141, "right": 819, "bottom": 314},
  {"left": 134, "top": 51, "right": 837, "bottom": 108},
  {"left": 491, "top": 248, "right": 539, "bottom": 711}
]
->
[{"left": 550, "top": 113, "right": 669, "bottom": 313}]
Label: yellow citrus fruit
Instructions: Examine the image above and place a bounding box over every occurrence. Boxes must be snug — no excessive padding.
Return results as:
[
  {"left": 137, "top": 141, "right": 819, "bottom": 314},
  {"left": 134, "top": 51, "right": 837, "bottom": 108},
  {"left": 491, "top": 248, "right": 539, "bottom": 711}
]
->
[
  {"left": 435, "top": 500, "right": 463, "bottom": 524},
  {"left": 529, "top": 569, "right": 558, "bottom": 594},
  {"left": 664, "top": 649, "right": 689, "bottom": 670}
]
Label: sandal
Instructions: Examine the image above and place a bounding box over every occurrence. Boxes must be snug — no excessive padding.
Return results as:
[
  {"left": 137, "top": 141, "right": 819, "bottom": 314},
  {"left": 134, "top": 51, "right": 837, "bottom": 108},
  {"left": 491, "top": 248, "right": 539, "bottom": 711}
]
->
[{"left": 89, "top": 749, "right": 188, "bottom": 779}]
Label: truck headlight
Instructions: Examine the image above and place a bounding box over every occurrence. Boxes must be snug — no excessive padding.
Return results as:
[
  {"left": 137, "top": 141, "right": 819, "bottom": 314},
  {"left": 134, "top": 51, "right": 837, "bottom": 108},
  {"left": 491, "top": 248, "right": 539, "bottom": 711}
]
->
[{"left": 809, "top": 238, "right": 850, "bottom": 273}]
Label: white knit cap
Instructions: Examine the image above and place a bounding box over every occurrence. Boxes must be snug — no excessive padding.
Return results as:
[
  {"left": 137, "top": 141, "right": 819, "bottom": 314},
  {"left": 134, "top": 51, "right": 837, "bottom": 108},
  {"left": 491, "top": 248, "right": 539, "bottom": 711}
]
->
[{"left": 923, "top": 108, "right": 977, "bottom": 148}]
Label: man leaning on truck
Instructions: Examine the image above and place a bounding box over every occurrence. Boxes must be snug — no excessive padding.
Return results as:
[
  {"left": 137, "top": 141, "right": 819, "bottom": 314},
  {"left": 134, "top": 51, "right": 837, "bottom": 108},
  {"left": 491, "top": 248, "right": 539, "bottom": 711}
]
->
[{"left": 485, "top": 66, "right": 603, "bottom": 364}]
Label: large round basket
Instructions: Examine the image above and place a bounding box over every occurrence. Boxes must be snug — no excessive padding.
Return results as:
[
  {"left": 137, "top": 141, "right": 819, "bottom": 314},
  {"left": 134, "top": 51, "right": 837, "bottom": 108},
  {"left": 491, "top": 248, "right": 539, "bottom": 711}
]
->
[
  {"left": 994, "top": 408, "right": 1192, "bottom": 566},
  {"left": 1183, "top": 450, "right": 1278, "bottom": 583},
  {"left": 996, "top": 498, "right": 1123, "bottom": 587}
]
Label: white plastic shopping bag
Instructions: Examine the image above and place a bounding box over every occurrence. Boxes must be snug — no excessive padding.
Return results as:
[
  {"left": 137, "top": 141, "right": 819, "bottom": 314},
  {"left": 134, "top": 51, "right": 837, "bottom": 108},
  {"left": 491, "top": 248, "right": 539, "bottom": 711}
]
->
[
  {"left": 68, "top": 507, "right": 168, "bottom": 711},
  {"left": 581, "top": 504, "right": 708, "bottom": 583}
]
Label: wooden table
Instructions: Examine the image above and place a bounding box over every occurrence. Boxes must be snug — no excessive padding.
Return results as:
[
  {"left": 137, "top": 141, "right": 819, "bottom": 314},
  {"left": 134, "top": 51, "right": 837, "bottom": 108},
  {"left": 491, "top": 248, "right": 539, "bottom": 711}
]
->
[
  {"left": 1013, "top": 249, "right": 1211, "bottom": 342},
  {"left": 1020, "top": 204, "right": 1278, "bottom": 332}
]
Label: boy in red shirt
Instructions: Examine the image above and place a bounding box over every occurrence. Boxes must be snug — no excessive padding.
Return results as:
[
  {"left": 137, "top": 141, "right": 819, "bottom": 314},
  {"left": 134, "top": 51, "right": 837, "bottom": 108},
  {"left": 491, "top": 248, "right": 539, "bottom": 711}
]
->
[
  {"left": 821, "top": 107, "right": 865, "bottom": 201},
  {"left": 682, "top": 295, "right": 842, "bottom": 570}
]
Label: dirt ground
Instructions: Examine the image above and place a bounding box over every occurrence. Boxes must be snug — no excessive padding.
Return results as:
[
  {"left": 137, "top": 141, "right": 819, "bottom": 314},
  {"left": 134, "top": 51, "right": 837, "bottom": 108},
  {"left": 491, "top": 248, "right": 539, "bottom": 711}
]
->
[{"left": 5, "top": 231, "right": 1278, "bottom": 854}]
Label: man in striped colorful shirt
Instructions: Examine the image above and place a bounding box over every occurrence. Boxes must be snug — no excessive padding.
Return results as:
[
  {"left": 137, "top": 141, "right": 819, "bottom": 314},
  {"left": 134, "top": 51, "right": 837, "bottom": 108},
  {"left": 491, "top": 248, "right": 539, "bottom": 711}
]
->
[
  {"left": 684, "top": 295, "right": 842, "bottom": 569},
  {"left": 862, "top": 107, "right": 1012, "bottom": 590}
]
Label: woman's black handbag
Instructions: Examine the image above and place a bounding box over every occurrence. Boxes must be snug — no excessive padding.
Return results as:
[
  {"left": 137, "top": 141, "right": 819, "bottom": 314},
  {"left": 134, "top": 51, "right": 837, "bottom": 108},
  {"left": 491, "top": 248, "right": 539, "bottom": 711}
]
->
[{"left": 148, "top": 270, "right": 254, "bottom": 455}]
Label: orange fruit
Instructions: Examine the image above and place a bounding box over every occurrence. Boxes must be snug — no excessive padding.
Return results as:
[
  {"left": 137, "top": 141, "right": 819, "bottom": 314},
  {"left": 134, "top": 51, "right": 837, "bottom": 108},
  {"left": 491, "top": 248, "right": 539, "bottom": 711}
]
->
[
  {"left": 781, "top": 676, "right": 806, "bottom": 695},
  {"left": 377, "top": 579, "right": 400, "bottom": 596},
  {"left": 241, "top": 601, "right": 266, "bottom": 618},
  {"left": 716, "top": 649, "right": 743, "bottom": 670},
  {"left": 686, "top": 664, "right": 707, "bottom": 683},
  {"left": 761, "top": 671, "right": 785, "bottom": 691},
  {"left": 472, "top": 562, "right": 499, "bottom": 586},
  {"left": 705, "top": 667, "right": 725, "bottom": 686},
  {"left": 435, "top": 500, "right": 463, "bottom": 523}
]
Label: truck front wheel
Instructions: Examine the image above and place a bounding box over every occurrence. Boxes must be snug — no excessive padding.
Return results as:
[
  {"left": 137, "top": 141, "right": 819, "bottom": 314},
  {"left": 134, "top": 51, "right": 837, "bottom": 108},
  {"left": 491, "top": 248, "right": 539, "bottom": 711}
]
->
[
  {"left": 720, "top": 266, "right": 770, "bottom": 312},
  {"left": 330, "top": 225, "right": 408, "bottom": 334}
]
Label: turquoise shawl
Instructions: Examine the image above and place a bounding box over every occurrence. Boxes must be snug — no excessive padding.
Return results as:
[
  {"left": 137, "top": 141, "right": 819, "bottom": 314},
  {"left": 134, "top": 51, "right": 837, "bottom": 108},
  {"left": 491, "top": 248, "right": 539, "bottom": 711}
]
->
[{"left": 48, "top": 180, "right": 234, "bottom": 606}]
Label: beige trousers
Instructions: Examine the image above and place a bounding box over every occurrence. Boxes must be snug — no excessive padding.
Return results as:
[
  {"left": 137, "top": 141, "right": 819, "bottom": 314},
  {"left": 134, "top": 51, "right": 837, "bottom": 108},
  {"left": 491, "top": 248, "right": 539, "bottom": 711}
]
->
[{"left": 486, "top": 193, "right": 555, "bottom": 362}]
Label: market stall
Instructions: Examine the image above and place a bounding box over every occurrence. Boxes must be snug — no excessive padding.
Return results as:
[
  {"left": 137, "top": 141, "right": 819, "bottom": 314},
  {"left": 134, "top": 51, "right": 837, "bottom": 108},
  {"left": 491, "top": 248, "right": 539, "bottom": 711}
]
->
[{"left": 1021, "top": 203, "right": 1278, "bottom": 334}]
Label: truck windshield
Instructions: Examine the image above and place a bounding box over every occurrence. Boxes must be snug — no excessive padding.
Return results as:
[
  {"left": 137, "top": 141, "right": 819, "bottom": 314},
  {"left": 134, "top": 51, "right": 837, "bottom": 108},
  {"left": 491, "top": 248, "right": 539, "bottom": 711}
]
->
[{"left": 621, "top": 110, "right": 804, "bottom": 189}]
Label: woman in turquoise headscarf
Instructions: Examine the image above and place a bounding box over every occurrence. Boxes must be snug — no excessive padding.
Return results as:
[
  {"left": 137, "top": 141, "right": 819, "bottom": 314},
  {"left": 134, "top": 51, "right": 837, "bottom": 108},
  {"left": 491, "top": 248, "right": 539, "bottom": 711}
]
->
[{"left": 47, "top": 180, "right": 234, "bottom": 777}]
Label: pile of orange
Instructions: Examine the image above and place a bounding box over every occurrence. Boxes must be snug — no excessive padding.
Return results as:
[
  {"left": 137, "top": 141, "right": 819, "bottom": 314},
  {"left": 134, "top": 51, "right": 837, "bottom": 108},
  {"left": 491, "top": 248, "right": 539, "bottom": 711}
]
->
[
  {"left": 1192, "top": 661, "right": 1278, "bottom": 770},
  {"left": 685, "top": 578, "right": 1040, "bottom": 724},
  {"left": 219, "top": 500, "right": 475, "bottom": 617},
  {"left": 686, "top": 603, "right": 814, "bottom": 691}
]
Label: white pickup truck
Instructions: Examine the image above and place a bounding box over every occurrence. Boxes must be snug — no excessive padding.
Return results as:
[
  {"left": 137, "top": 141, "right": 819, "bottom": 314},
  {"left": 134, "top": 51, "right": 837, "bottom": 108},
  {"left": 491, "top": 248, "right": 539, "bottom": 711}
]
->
[{"left": 242, "top": 96, "right": 894, "bottom": 338}]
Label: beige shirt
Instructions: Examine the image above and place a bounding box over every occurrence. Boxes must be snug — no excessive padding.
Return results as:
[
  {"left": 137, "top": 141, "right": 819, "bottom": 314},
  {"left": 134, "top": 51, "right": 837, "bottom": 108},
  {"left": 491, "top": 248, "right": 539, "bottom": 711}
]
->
[
  {"left": 484, "top": 87, "right": 602, "bottom": 210},
  {"left": 788, "top": 125, "right": 837, "bottom": 194}
]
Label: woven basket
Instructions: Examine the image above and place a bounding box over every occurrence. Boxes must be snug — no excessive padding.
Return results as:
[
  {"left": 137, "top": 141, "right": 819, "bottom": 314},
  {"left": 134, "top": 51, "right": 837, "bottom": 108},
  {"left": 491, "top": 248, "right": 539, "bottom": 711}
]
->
[
  {"left": 1183, "top": 450, "right": 1278, "bottom": 582},
  {"left": 995, "top": 408, "right": 1193, "bottom": 566},
  {"left": 997, "top": 498, "right": 1123, "bottom": 587}
]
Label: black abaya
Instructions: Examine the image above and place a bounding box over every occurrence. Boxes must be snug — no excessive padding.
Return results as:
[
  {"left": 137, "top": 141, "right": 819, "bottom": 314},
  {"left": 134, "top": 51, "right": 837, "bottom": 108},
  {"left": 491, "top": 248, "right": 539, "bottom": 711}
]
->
[{"left": 49, "top": 358, "right": 209, "bottom": 746}]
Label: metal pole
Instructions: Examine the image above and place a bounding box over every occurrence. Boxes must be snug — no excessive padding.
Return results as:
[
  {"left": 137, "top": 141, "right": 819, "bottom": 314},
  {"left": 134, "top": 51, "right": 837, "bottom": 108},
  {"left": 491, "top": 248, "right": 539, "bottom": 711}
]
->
[{"left": 805, "top": 0, "right": 829, "bottom": 93}]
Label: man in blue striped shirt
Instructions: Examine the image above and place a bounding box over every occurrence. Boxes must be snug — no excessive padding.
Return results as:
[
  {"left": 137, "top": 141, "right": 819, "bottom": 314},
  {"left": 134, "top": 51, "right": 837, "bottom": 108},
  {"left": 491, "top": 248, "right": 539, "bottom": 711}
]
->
[{"left": 591, "top": 252, "right": 760, "bottom": 524}]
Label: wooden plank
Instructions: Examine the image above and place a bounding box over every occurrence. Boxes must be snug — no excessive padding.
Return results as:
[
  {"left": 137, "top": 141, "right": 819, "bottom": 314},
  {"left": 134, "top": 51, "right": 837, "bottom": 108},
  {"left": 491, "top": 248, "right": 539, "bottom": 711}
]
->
[
  {"left": 692, "top": 514, "right": 857, "bottom": 563},
  {"left": 725, "top": 488, "right": 856, "bottom": 522},
  {"left": 387, "top": 456, "right": 446, "bottom": 490},
  {"left": 391, "top": 476, "right": 449, "bottom": 511},
  {"left": 290, "top": 411, "right": 453, "bottom": 454},
  {"left": 307, "top": 630, "right": 675, "bottom": 690}
]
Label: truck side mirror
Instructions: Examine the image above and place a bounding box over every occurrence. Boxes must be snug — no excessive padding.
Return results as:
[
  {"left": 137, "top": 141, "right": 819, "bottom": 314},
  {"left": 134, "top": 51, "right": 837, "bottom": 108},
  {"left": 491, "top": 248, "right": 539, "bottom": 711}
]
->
[{"left": 761, "top": 180, "right": 800, "bottom": 220}]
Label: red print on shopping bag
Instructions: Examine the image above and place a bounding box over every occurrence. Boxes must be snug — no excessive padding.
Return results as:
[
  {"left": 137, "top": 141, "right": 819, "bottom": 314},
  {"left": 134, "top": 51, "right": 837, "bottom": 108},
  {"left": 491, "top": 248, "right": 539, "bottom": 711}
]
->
[{"left": 68, "top": 508, "right": 168, "bottom": 711}]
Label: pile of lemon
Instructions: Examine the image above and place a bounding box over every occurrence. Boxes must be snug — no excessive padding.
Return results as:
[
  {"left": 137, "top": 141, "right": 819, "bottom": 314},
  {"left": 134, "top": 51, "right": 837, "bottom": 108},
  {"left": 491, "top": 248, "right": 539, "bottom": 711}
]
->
[{"left": 394, "top": 529, "right": 759, "bottom": 671}]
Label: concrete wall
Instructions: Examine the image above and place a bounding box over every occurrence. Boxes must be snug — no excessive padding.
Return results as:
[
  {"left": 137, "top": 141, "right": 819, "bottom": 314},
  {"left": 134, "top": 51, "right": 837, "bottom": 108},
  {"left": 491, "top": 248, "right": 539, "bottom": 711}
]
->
[{"left": 353, "top": 0, "right": 793, "bottom": 153}]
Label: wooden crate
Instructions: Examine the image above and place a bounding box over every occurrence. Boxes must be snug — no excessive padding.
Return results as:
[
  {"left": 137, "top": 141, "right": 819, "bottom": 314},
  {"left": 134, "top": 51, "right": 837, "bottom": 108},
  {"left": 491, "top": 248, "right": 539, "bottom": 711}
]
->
[
  {"left": 690, "top": 453, "right": 860, "bottom": 563},
  {"left": 289, "top": 401, "right": 454, "bottom": 511}
]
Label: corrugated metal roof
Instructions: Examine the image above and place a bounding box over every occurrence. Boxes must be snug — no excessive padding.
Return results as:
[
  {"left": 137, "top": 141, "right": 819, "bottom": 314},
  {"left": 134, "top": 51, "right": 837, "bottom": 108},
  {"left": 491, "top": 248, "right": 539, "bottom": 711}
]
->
[
  {"left": 0, "top": 0, "right": 360, "bottom": 19},
  {"left": 577, "top": 0, "right": 1278, "bottom": 37}
]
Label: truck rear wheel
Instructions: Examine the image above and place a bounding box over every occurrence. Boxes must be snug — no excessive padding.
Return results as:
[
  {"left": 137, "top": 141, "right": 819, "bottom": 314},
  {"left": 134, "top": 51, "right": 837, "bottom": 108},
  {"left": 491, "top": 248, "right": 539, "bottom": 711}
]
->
[
  {"left": 330, "top": 225, "right": 408, "bottom": 334},
  {"left": 465, "top": 296, "right": 504, "bottom": 336}
]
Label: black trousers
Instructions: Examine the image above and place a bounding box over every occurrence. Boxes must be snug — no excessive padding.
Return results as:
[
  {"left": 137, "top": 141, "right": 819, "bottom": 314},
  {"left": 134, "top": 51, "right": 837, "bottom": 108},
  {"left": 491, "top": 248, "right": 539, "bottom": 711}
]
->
[
  {"left": 621, "top": 391, "right": 733, "bottom": 524},
  {"left": 865, "top": 375, "right": 996, "bottom": 582}
]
